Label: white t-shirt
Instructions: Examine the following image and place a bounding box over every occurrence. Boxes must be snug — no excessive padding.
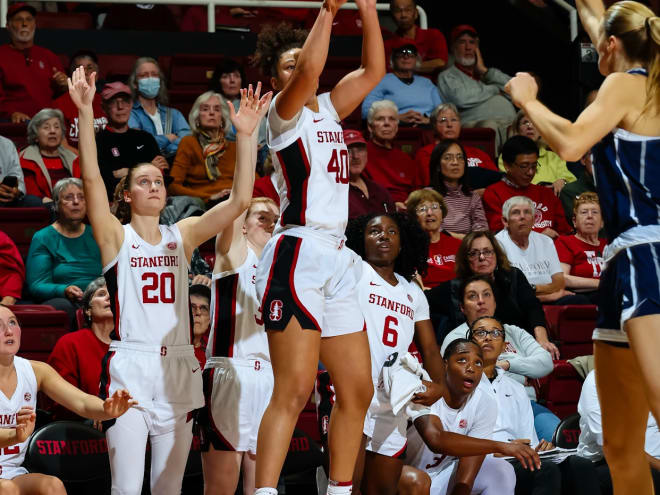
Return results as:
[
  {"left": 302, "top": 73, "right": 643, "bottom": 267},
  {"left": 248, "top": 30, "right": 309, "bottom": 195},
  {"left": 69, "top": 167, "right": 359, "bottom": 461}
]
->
[
  {"left": 147, "top": 110, "right": 164, "bottom": 135},
  {"left": 578, "top": 370, "right": 660, "bottom": 462},
  {"left": 495, "top": 229, "right": 562, "bottom": 286}
]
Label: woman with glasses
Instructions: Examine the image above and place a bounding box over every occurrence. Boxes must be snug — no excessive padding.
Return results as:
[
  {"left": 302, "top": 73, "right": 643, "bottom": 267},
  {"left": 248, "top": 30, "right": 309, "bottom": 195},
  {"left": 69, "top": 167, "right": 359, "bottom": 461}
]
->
[
  {"left": 426, "top": 230, "right": 554, "bottom": 354},
  {"left": 497, "top": 110, "right": 576, "bottom": 196},
  {"left": 405, "top": 189, "right": 461, "bottom": 288},
  {"left": 26, "top": 177, "right": 101, "bottom": 330},
  {"left": 428, "top": 139, "right": 488, "bottom": 238}
]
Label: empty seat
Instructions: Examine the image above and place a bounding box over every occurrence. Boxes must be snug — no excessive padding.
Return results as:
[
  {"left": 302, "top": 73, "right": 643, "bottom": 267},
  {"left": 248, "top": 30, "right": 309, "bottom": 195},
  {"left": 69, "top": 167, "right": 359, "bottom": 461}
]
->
[
  {"left": 393, "top": 127, "right": 432, "bottom": 157},
  {"left": 14, "top": 306, "right": 69, "bottom": 361},
  {"left": 0, "top": 207, "right": 51, "bottom": 259},
  {"left": 459, "top": 127, "right": 497, "bottom": 161},
  {"left": 553, "top": 305, "right": 597, "bottom": 359},
  {"left": 36, "top": 12, "right": 93, "bottom": 31},
  {"left": 97, "top": 54, "right": 137, "bottom": 82},
  {"left": 167, "top": 54, "right": 221, "bottom": 91},
  {"left": 0, "top": 122, "right": 28, "bottom": 151},
  {"left": 535, "top": 360, "right": 583, "bottom": 419}
]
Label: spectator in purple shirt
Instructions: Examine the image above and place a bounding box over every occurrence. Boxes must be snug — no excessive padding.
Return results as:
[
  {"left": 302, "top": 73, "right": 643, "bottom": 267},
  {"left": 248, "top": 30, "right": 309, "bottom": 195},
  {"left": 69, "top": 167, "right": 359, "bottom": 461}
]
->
[{"left": 346, "top": 129, "right": 394, "bottom": 218}]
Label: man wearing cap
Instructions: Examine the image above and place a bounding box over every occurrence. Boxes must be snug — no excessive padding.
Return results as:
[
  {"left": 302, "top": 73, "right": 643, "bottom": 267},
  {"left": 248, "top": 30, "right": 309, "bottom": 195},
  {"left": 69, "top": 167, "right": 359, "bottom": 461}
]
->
[
  {"left": 345, "top": 129, "right": 394, "bottom": 218},
  {"left": 54, "top": 50, "right": 108, "bottom": 148},
  {"left": 384, "top": 0, "right": 447, "bottom": 74},
  {"left": 0, "top": 3, "right": 68, "bottom": 123},
  {"left": 361, "top": 43, "right": 442, "bottom": 126},
  {"left": 436, "top": 25, "right": 516, "bottom": 151},
  {"left": 95, "top": 82, "right": 162, "bottom": 200}
]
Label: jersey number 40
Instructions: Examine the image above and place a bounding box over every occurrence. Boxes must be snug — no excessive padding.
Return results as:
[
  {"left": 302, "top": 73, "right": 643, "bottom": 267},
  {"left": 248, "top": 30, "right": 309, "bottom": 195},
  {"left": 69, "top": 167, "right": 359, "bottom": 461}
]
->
[{"left": 327, "top": 148, "right": 349, "bottom": 184}]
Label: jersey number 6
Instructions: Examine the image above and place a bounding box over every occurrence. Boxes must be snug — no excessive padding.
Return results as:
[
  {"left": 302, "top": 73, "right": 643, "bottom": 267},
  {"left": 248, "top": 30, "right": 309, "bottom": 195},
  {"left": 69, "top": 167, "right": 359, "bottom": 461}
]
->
[
  {"left": 326, "top": 148, "right": 349, "bottom": 184},
  {"left": 382, "top": 316, "right": 399, "bottom": 347},
  {"left": 142, "top": 272, "right": 175, "bottom": 304}
]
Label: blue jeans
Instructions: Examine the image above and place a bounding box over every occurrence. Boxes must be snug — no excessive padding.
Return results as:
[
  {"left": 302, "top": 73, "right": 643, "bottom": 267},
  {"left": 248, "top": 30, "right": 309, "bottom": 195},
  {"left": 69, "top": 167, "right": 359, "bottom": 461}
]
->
[{"left": 531, "top": 400, "right": 560, "bottom": 442}]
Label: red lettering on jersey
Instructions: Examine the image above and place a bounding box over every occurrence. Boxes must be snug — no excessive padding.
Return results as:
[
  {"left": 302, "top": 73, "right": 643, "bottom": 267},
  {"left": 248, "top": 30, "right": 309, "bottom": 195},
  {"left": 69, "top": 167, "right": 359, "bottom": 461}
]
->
[
  {"left": 130, "top": 256, "right": 180, "bottom": 268},
  {"left": 269, "top": 300, "right": 283, "bottom": 322},
  {"left": 368, "top": 294, "right": 415, "bottom": 320}
]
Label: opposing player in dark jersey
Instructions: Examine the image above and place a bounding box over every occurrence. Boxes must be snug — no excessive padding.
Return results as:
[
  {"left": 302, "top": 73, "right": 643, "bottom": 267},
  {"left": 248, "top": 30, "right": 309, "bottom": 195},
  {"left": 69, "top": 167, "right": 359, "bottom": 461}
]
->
[
  {"left": 0, "top": 305, "right": 134, "bottom": 494},
  {"left": 506, "top": 2, "right": 660, "bottom": 493},
  {"left": 201, "top": 197, "right": 279, "bottom": 495},
  {"left": 251, "top": 1, "right": 386, "bottom": 494},
  {"left": 69, "top": 66, "right": 271, "bottom": 495}
]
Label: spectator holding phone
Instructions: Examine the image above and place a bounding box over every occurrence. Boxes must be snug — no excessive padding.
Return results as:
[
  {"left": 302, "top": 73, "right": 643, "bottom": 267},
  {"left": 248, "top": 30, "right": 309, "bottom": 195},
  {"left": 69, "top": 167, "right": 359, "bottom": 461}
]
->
[{"left": 0, "top": 135, "right": 42, "bottom": 207}]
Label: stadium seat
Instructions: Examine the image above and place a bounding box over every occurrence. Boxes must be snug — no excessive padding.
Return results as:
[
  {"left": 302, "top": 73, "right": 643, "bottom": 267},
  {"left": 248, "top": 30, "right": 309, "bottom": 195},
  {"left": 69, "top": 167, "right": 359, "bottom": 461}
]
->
[
  {"left": 552, "top": 412, "right": 581, "bottom": 449},
  {"left": 0, "top": 207, "right": 51, "bottom": 259},
  {"left": 167, "top": 54, "right": 221, "bottom": 91},
  {"left": 544, "top": 305, "right": 597, "bottom": 359},
  {"left": 393, "top": 127, "right": 432, "bottom": 157},
  {"left": 24, "top": 420, "right": 111, "bottom": 495},
  {"left": 0, "top": 122, "right": 28, "bottom": 150},
  {"left": 36, "top": 12, "right": 93, "bottom": 31},
  {"left": 459, "top": 127, "right": 497, "bottom": 161},
  {"left": 14, "top": 306, "right": 69, "bottom": 361},
  {"left": 98, "top": 54, "right": 138, "bottom": 82},
  {"left": 535, "top": 359, "right": 583, "bottom": 419}
]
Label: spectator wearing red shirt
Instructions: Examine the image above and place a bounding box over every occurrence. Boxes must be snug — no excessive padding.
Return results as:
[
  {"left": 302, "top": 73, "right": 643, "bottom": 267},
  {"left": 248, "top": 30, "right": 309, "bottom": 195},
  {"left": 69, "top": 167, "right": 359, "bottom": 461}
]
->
[
  {"left": 406, "top": 188, "right": 461, "bottom": 288},
  {"left": 384, "top": 0, "right": 447, "bottom": 75},
  {"left": 483, "top": 136, "right": 570, "bottom": 238},
  {"left": 0, "top": 3, "right": 68, "bottom": 123},
  {"left": 19, "top": 108, "right": 80, "bottom": 202},
  {"left": 0, "top": 229, "right": 25, "bottom": 305},
  {"left": 54, "top": 50, "right": 107, "bottom": 147},
  {"left": 416, "top": 103, "right": 502, "bottom": 192},
  {"left": 190, "top": 284, "right": 211, "bottom": 368},
  {"left": 47, "top": 277, "right": 111, "bottom": 420},
  {"left": 555, "top": 192, "right": 607, "bottom": 305},
  {"left": 345, "top": 129, "right": 394, "bottom": 219},
  {"left": 364, "top": 100, "right": 425, "bottom": 206}
]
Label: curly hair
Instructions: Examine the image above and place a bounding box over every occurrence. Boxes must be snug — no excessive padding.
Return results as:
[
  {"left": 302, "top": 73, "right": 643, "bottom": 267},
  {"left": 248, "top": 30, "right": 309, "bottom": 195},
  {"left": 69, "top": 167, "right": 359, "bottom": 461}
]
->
[
  {"left": 253, "top": 22, "right": 309, "bottom": 78},
  {"left": 345, "top": 212, "right": 429, "bottom": 282}
]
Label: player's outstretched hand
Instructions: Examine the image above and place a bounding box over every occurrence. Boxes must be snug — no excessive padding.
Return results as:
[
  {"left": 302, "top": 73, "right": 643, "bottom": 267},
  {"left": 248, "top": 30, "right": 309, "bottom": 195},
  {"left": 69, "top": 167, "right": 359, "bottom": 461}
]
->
[
  {"left": 323, "top": 0, "right": 349, "bottom": 16},
  {"left": 68, "top": 65, "right": 97, "bottom": 110},
  {"left": 498, "top": 441, "right": 541, "bottom": 471},
  {"left": 15, "top": 406, "right": 36, "bottom": 443},
  {"left": 228, "top": 82, "right": 273, "bottom": 137},
  {"left": 504, "top": 72, "right": 539, "bottom": 109},
  {"left": 412, "top": 380, "right": 443, "bottom": 406},
  {"left": 354, "top": 0, "right": 377, "bottom": 10},
  {"left": 103, "top": 389, "right": 138, "bottom": 418}
]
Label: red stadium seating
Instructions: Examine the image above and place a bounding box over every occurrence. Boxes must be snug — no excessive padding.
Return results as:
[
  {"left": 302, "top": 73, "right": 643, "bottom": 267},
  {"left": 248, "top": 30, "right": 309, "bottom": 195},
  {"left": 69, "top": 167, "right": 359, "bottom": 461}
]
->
[
  {"left": 459, "top": 127, "right": 497, "bottom": 161},
  {"left": 0, "top": 207, "right": 51, "bottom": 259},
  {"left": 535, "top": 359, "right": 583, "bottom": 419},
  {"left": 544, "top": 305, "right": 596, "bottom": 359},
  {"left": 0, "top": 122, "right": 28, "bottom": 151},
  {"left": 393, "top": 127, "right": 433, "bottom": 157},
  {"left": 12, "top": 305, "right": 69, "bottom": 361},
  {"left": 97, "top": 54, "right": 138, "bottom": 82},
  {"left": 36, "top": 12, "right": 93, "bottom": 30}
]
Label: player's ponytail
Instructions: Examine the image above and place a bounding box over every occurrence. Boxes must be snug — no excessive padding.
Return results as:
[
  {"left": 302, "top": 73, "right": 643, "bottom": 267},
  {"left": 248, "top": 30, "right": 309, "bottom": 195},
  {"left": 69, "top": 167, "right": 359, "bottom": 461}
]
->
[{"left": 603, "top": 2, "right": 660, "bottom": 115}]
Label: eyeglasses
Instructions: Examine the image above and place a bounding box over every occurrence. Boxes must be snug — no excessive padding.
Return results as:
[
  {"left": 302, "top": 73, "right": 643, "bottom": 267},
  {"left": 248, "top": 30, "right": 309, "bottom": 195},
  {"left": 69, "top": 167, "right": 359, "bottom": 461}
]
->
[
  {"left": 395, "top": 48, "right": 417, "bottom": 57},
  {"left": 416, "top": 203, "right": 441, "bottom": 214},
  {"left": 61, "top": 193, "right": 85, "bottom": 203},
  {"left": 467, "top": 248, "right": 494, "bottom": 259},
  {"left": 438, "top": 117, "right": 459, "bottom": 125},
  {"left": 441, "top": 153, "right": 465, "bottom": 162},
  {"left": 520, "top": 120, "right": 535, "bottom": 128},
  {"left": 513, "top": 162, "right": 539, "bottom": 172},
  {"left": 472, "top": 329, "right": 504, "bottom": 340}
]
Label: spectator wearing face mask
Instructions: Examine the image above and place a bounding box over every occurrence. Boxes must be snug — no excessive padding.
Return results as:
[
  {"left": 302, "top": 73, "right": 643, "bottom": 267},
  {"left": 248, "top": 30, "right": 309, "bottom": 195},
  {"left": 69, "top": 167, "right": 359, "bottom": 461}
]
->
[{"left": 127, "top": 57, "right": 191, "bottom": 159}]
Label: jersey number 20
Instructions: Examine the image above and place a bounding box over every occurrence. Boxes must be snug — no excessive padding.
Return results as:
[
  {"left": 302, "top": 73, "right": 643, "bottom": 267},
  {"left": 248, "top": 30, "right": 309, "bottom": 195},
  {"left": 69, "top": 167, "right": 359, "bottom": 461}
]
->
[
  {"left": 382, "top": 316, "right": 399, "bottom": 347},
  {"left": 327, "top": 148, "right": 349, "bottom": 184},
  {"left": 142, "top": 272, "right": 175, "bottom": 303}
]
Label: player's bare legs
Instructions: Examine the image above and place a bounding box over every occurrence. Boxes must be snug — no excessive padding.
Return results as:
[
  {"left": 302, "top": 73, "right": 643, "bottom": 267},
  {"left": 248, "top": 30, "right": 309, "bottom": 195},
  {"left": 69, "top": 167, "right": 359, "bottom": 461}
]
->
[
  {"left": 1, "top": 473, "right": 66, "bottom": 495},
  {"left": 595, "top": 339, "right": 652, "bottom": 495},
  {"left": 255, "top": 317, "right": 321, "bottom": 488},
  {"left": 320, "top": 331, "right": 373, "bottom": 485},
  {"left": 202, "top": 449, "right": 243, "bottom": 495},
  {"left": 361, "top": 452, "right": 403, "bottom": 495},
  {"left": 398, "top": 466, "right": 432, "bottom": 495}
]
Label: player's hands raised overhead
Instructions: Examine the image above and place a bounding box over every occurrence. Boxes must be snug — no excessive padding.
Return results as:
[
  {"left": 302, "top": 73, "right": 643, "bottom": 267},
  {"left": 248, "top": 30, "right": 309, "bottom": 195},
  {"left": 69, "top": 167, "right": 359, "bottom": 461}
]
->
[
  {"left": 505, "top": 72, "right": 539, "bottom": 109},
  {"left": 323, "top": 0, "right": 348, "bottom": 16},
  {"left": 68, "top": 65, "right": 97, "bottom": 109},
  {"left": 228, "top": 82, "right": 273, "bottom": 137},
  {"left": 103, "top": 389, "right": 138, "bottom": 418}
]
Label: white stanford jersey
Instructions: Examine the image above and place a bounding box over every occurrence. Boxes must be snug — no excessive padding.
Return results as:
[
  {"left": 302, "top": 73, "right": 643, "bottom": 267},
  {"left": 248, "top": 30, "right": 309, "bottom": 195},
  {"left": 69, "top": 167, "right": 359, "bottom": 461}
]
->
[
  {"left": 104, "top": 224, "right": 192, "bottom": 346},
  {"left": 358, "top": 262, "right": 430, "bottom": 385},
  {"left": 208, "top": 248, "right": 269, "bottom": 361},
  {"left": 0, "top": 357, "right": 37, "bottom": 473},
  {"left": 267, "top": 92, "right": 349, "bottom": 238},
  {"left": 406, "top": 385, "right": 496, "bottom": 477}
]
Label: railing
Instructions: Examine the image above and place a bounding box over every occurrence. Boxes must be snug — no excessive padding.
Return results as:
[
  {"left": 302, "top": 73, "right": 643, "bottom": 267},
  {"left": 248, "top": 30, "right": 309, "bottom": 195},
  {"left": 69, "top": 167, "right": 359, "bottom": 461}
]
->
[
  {"left": 551, "top": 0, "right": 578, "bottom": 42},
  {"left": 0, "top": 0, "right": 428, "bottom": 32}
]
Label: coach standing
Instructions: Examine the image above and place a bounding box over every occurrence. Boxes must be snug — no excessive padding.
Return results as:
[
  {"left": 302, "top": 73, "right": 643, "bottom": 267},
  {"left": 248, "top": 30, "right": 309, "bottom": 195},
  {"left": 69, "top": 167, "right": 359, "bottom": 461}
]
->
[{"left": 0, "top": 3, "right": 68, "bottom": 123}]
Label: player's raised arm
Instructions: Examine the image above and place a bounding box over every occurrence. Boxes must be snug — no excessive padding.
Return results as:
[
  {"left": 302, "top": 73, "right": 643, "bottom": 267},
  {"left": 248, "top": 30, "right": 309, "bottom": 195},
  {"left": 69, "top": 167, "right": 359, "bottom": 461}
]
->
[
  {"left": 33, "top": 361, "right": 136, "bottom": 421},
  {"left": 576, "top": 0, "right": 606, "bottom": 46},
  {"left": 68, "top": 66, "right": 124, "bottom": 263},
  {"left": 178, "top": 84, "right": 271, "bottom": 259},
  {"left": 331, "top": 0, "right": 386, "bottom": 119}
]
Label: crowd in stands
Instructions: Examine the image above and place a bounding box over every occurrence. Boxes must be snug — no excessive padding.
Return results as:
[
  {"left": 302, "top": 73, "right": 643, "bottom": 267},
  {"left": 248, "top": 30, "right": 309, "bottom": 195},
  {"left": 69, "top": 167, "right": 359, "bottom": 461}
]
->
[{"left": 0, "top": 0, "right": 629, "bottom": 493}]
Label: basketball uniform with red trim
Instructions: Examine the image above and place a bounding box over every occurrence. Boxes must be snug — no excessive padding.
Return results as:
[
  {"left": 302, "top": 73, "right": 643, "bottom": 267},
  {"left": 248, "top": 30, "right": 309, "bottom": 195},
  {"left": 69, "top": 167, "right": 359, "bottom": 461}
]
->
[
  {"left": 256, "top": 93, "right": 364, "bottom": 337},
  {"left": 100, "top": 224, "right": 203, "bottom": 419},
  {"left": 0, "top": 357, "right": 37, "bottom": 479},
  {"left": 359, "top": 262, "right": 430, "bottom": 457},
  {"left": 406, "top": 385, "right": 496, "bottom": 490},
  {"left": 201, "top": 248, "right": 273, "bottom": 453}
]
